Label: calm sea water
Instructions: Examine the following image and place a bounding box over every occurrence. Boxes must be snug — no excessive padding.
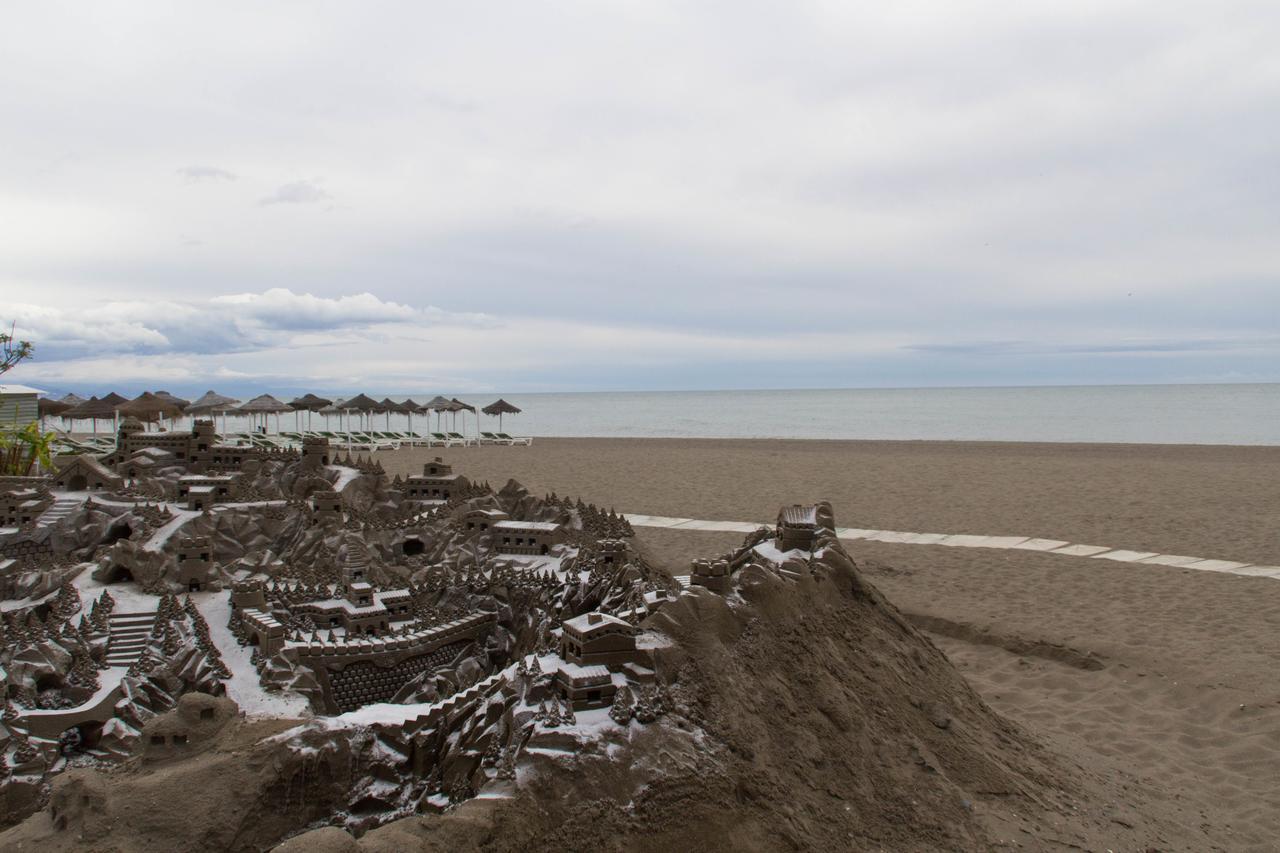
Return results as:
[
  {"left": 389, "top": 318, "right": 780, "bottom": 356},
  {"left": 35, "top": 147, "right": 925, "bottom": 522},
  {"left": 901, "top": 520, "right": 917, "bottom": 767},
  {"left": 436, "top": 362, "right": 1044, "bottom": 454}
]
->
[
  {"left": 202, "top": 384, "right": 1279, "bottom": 445},
  {"left": 476, "top": 384, "right": 1280, "bottom": 445}
]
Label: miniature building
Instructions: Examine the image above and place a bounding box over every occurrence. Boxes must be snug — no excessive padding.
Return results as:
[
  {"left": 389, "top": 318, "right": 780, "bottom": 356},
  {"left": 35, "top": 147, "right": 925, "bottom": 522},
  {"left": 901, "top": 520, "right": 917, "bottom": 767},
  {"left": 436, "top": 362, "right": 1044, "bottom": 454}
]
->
[
  {"left": 240, "top": 608, "right": 287, "bottom": 656},
  {"left": 462, "top": 507, "right": 509, "bottom": 531},
  {"left": 309, "top": 488, "right": 343, "bottom": 521},
  {"left": 492, "top": 520, "right": 562, "bottom": 556},
  {"left": 403, "top": 457, "right": 468, "bottom": 501},
  {"left": 690, "top": 558, "right": 731, "bottom": 593},
  {"left": 776, "top": 504, "right": 819, "bottom": 551},
  {"left": 554, "top": 663, "right": 618, "bottom": 710},
  {"left": 142, "top": 693, "right": 237, "bottom": 759},
  {"left": 560, "top": 611, "right": 638, "bottom": 668},
  {"left": 174, "top": 536, "right": 217, "bottom": 592},
  {"left": 230, "top": 579, "right": 267, "bottom": 611},
  {"left": 53, "top": 455, "right": 122, "bottom": 492},
  {"left": 287, "top": 534, "right": 414, "bottom": 636},
  {"left": 0, "top": 488, "right": 51, "bottom": 527},
  {"left": 106, "top": 416, "right": 283, "bottom": 473},
  {"left": 598, "top": 538, "right": 629, "bottom": 565},
  {"left": 186, "top": 485, "right": 216, "bottom": 511},
  {"left": 301, "top": 435, "right": 331, "bottom": 471},
  {"left": 177, "top": 474, "right": 234, "bottom": 500}
]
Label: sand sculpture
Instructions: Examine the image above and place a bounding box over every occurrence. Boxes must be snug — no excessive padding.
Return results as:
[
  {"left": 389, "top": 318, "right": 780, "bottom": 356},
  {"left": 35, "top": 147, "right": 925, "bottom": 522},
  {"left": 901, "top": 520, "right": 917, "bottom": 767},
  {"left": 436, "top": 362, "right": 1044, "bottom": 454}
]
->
[{"left": 0, "top": 428, "right": 1173, "bottom": 850}]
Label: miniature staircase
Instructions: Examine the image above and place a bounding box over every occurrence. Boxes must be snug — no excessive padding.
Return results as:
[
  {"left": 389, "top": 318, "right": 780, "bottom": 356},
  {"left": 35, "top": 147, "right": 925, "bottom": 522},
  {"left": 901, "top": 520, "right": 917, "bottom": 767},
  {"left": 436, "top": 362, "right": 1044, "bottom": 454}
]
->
[
  {"left": 672, "top": 574, "right": 692, "bottom": 590},
  {"left": 37, "top": 496, "right": 83, "bottom": 528},
  {"left": 104, "top": 610, "right": 158, "bottom": 667}
]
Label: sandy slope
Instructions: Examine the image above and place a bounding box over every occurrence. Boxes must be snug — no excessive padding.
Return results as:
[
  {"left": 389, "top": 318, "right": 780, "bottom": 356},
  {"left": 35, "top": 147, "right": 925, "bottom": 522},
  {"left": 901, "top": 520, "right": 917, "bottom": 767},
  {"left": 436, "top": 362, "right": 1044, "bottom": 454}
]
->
[{"left": 372, "top": 439, "right": 1280, "bottom": 849}]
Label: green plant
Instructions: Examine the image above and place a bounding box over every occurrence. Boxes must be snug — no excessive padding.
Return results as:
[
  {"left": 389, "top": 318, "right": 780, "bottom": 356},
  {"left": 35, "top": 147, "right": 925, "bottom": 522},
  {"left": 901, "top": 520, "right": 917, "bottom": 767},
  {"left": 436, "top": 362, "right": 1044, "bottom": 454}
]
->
[
  {"left": 0, "top": 322, "right": 33, "bottom": 375},
  {"left": 0, "top": 421, "right": 54, "bottom": 476}
]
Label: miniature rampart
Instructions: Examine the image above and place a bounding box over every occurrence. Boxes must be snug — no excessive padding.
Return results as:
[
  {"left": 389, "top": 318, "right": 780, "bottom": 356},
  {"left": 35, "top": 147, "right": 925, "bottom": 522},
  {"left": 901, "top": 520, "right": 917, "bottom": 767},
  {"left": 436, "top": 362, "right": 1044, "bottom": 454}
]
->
[{"left": 281, "top": 611, "right": 497, "bottom": 714}]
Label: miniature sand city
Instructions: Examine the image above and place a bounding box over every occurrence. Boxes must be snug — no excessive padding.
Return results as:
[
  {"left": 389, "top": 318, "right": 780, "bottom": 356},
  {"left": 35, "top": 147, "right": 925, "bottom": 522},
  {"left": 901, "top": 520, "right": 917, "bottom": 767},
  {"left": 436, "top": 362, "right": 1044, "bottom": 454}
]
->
[{"left": 0, "top": 418, "right": 1243, "bottom": 850}]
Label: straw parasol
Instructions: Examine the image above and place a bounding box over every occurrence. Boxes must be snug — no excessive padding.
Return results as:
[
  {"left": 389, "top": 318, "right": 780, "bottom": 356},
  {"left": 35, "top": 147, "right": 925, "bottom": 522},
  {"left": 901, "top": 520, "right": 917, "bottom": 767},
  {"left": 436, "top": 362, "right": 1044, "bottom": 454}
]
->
[
  {"left": 153, "top": 390, "right": 191, "bottom": 409},
  {"left": 63, "top": 396, "right": 113, "bottom": 433},
  {"left": 289, "top": 393, "right": 332, "bottom": 431},
  {"left": 38, "top": 397, "right": 72, "bottom": 417},
  {"left": 448, "top": 398, "right": 476, "bottom": 438},
  {"left": 327, "top": 393, "right": 379, "bottom": 438},
  {"left": 400, "top": 398, "right": 428, "bottom": 434},
  {"left": 186, "top": 390, "right": 241, "bottom": 435},
  {"left": 58, "top": 393, "right": 86, "bottom": 406},
  {"left": 236, "top": 394, "right": 293, "bottom": 433},
  {"left": 186, "top": 390, "right": 240, "bottom": 414},
  {"left": 116, "top": 391, "right": 185, "bottom": 425},
  {"left": 481, "top": 398, "right": 522, "bottom": 432},
  {"left": 376, "top": 397, "right": 411, "bottom": 430},
  {"left": 418, "top": 395, "right": 451, "bottom": 434}
]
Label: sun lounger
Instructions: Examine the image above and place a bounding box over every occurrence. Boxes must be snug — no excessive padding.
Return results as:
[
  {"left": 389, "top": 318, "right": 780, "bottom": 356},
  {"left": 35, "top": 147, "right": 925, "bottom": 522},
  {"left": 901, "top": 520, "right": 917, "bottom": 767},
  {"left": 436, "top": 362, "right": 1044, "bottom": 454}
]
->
[
  {"left": 447, "top": 432, "right": 474, "bottom": 446},
  {"left": 479, "top": 432, "right": 509, "bottom": 445},
  {"left": 496, "top": 432, "right": 532, "bottom": 446},
  {"left": 431, "top": 432, "right": 463, "bottom": 447}
]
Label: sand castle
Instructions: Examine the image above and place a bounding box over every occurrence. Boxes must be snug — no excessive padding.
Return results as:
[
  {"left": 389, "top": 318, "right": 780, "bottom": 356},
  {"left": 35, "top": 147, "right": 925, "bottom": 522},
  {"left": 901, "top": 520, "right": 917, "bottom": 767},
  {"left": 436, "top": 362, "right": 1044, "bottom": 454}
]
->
[{"left": 0, "top": 422, "right": 682, "bottom": 833}]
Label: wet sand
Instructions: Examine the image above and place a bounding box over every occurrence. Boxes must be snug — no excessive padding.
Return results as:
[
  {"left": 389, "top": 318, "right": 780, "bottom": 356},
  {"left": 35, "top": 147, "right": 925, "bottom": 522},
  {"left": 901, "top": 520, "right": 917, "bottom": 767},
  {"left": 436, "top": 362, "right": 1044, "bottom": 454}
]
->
[{"left": 371, "top": 437, "right": 1280, "bottom": 849}]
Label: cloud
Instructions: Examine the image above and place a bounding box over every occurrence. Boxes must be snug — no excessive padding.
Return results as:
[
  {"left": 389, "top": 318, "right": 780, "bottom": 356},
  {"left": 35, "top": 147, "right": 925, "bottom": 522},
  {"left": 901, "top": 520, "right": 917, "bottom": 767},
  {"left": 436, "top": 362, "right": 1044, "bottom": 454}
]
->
[
  {"left": 7, "top": 289, "right": 486, "bottom": 363},
  {"left": 177, "top": 165, "right": 237, "bottom": 182},
  {"left": 210, "top": 288, "right": 417, "bottom": 330},
  {"left": 259, "top": 180, "right": 330, "bottom": 206}
]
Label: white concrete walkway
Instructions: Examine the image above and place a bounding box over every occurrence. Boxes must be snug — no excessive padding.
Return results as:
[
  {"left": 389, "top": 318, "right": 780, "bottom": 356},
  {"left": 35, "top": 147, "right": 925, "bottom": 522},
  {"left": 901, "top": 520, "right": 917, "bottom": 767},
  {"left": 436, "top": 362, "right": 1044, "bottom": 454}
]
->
[{"left": 622, "top": 514, "right": 1280, "bottom": 581}]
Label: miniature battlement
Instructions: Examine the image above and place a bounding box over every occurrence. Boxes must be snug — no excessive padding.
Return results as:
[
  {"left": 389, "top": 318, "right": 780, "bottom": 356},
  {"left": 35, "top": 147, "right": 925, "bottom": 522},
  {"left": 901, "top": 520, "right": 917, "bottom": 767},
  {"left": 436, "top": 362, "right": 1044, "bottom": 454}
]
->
[{"left": 287, "top": 611, "right": 495, "bottom": 658}]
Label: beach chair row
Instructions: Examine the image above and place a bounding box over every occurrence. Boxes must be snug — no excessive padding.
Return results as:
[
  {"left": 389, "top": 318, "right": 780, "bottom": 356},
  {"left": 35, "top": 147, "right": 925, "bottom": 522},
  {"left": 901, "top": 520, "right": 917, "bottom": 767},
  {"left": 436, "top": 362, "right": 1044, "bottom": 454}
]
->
[{"left": 49, "top": 429, "right": 532, "bottom": 456}]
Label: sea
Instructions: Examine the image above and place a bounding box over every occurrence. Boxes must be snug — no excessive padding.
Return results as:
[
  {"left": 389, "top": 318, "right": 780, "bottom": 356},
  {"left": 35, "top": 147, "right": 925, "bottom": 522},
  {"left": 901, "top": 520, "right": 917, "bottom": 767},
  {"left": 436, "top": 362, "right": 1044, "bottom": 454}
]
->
[
  {"left": 462, "top": 384, "right": 1280, "bottom": 445},
  {"left": 116, "top": 383, "right": 1280, "bottom": 446}
]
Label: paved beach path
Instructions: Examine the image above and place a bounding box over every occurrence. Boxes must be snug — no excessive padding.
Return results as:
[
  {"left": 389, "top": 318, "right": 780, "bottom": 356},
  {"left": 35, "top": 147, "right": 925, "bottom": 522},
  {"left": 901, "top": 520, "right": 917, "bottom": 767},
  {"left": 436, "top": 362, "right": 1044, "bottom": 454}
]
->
[{"left": 622, "top": 514, "right": 1280, "bottom": 581}]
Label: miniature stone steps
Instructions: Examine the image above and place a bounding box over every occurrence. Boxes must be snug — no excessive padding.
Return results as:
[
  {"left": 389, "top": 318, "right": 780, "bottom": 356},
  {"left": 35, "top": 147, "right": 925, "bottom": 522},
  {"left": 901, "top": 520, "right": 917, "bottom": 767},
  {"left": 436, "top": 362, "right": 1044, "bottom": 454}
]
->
[
  {"left": 672, "top": 574, "right": 692, "bottom": 590},
  {"left": 37, "top": 496, "right": 83, "bottom": 527},
  {"left": 104, "top": 610, "right": 158, "bottom": 667}
]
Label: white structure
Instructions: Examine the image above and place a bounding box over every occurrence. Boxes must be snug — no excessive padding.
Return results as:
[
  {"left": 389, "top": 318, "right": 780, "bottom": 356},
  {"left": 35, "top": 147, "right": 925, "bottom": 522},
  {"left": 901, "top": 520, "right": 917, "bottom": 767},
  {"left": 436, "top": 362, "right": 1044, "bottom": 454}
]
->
[{"left": 0, "top": 384, "right": 44, "bottom": 427}]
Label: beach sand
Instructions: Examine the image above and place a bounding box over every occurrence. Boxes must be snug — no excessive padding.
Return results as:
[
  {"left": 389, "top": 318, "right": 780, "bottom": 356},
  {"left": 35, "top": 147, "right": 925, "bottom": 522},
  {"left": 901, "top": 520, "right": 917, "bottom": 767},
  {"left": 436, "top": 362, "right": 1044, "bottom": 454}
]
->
[{"left": 370, "top": 438, "right": 1280, "bottom": 848}]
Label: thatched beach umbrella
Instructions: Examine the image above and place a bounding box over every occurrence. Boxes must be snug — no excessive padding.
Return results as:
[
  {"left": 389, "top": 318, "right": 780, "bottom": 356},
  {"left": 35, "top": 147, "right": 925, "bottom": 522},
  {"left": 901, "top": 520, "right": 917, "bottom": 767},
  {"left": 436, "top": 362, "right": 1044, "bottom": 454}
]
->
[
  {"left": 376, "top": 397, "right": 412, "bottom": 430},
  {"left": 58, "top": 393, "right": 86, "bottom": 406},
  {"left": 38, "top": 397, "right": 72, "bottom": 417},
  {"left": 37, "top": 397, "right": 71, "bottom": 433},
  {"left": 448, "top": 398, "right": 476, "bottom": 439},
  {"left": 186, "top": 390, "right": 241, "bottom": 436},
  {"left": 116, "top": 391, "right": 184, "bottom": 426},
  {"left": 63, "top": 396, "right": 111, "bottom": 433},
  {"left": 401, "top": 398, "right": 428, "bottom": 434},
  {"left": 481, "top": 398, "right": 521, "bottom": 433},
  {"left": 421, "top": 395, "right": 453, "bottom": 434},
  {"left": 331, "top": 393, "right": 380, "bottom": 440},
  {"left": 153, "top": 390, "right": 190, "bottom": 408},
  {"left": 236, "top": 394, "right": 292, "bottom": 433},
  {"left": 289, "top": 393, "right": 332, "bottom": 431}
]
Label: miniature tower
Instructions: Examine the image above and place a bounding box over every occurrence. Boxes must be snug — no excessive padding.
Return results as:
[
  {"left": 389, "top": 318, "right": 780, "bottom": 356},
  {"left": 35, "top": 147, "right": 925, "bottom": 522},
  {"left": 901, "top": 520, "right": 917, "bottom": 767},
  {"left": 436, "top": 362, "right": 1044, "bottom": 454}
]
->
[
  {"left": 301, "top": 435, "right": 331, "bottom": 471},
  {"left": 174, "top": 536, "right": 215, "bottom": 592},
  {"left": 116, "top": 416, "right": 144, "bottom": 454},
  {"left": 189, "top": 420, "right": 217, "bottom": 467}
]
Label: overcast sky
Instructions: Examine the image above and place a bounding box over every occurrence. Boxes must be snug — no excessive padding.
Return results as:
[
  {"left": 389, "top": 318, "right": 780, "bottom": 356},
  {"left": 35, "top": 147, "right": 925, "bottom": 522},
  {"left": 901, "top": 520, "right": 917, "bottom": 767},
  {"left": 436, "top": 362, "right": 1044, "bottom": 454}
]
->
[{"left": 3, "top": 1, "right": 1278, "bottom": 396}]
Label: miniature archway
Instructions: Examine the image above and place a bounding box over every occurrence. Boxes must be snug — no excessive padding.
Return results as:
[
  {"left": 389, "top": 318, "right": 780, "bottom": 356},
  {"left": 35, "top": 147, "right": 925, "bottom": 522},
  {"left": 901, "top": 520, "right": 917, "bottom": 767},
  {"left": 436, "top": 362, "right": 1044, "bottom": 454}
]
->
[
  {"left": 66, "top": 473, "right": 88, "bottom": 491},
  {"left": 102, "top": 564, "right": 134, "bottom": 584},
  {"left": 103, "top": 522, "right": 133, "bottom": 545}
]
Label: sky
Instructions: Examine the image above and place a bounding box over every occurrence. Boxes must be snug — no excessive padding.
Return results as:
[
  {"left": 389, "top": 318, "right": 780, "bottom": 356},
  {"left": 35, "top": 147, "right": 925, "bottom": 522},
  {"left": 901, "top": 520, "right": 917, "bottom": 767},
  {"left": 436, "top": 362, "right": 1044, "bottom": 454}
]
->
[{"left": 2, "top": 1, "right": 1279, "bottom": 397}]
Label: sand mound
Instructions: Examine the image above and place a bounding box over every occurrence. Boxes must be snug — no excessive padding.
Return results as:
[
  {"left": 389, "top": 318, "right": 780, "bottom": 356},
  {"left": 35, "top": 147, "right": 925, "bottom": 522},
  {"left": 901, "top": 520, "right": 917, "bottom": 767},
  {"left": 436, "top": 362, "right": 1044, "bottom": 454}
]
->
[{"left": 303, "top": 537, "right": 1188, "bottom": 851}]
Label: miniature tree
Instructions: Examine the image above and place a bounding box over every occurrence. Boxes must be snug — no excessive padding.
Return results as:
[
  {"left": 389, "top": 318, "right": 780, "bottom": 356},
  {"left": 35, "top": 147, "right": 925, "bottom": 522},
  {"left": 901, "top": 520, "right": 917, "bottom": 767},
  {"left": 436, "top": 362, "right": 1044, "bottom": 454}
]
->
[
  {"left": 609, "top": 686, "right": 634, "bottom": 725},
  {"left": 633, "top": 687, "right": 657, "bottom": 724}
]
